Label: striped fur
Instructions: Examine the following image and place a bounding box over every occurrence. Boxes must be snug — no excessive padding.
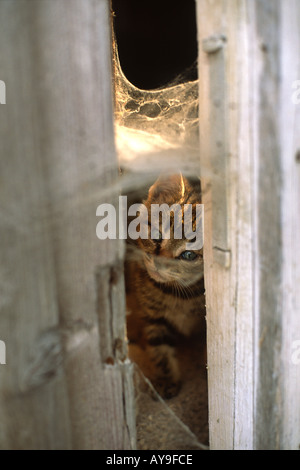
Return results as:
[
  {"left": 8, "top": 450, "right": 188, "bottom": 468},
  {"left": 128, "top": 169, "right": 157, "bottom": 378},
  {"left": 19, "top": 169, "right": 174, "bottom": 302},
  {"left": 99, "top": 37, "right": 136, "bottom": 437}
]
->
[{"left": 126, "top": 174, "right": 205, "bottom": 398}]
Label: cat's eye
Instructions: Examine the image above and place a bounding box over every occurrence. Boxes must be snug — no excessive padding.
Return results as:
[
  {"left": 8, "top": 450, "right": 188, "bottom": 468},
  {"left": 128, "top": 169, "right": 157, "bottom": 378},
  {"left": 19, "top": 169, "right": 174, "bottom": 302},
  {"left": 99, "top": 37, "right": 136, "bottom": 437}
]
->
[{"left": 179, "top": 250, "right": 197, "bottom": 261}]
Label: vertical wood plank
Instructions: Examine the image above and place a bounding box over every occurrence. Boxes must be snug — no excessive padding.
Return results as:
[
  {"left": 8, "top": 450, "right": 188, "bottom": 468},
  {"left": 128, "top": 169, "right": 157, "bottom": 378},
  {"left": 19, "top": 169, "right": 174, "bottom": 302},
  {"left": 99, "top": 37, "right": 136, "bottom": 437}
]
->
[
  {"left": 197, "top": 0, "right": 300, "bottom": 450},
  {"left": 0, "top": 0, "right": 135, "bottom": 450},
  {"left": 252, "top": 0, "right": 283, "bottom": 449},
  {"left": 197, "top": 0, "right": 235, "bottom": 449},
  {"left": 279, "top": 0, "right": 300, "bottom": 449},
  {"left": 197, "top": 0, "right": 254, "bottom": 449},
  {"left": 252, "top": 0, "right": 300, "bottom": 450},
  {"left": 243, "top": 0, "right": 300, "bottom": 450},
  {"left": 0, "top": 0, "right": 71, "bottom": 450}
]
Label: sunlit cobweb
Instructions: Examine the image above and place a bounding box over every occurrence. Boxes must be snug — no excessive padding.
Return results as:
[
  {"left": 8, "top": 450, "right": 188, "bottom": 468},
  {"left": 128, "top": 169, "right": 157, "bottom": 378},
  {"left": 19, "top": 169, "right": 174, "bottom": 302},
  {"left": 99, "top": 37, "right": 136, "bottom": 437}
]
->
[{"left": 113, "top": 39, "right": 201, "bottom": 188}]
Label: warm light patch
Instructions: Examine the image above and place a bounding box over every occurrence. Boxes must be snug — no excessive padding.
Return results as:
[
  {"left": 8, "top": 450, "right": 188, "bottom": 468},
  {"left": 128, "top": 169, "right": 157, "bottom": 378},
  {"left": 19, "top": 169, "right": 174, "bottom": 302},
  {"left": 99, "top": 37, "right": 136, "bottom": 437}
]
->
[{"left": 180, "top": 173, "right": 185, "bottom": 198}]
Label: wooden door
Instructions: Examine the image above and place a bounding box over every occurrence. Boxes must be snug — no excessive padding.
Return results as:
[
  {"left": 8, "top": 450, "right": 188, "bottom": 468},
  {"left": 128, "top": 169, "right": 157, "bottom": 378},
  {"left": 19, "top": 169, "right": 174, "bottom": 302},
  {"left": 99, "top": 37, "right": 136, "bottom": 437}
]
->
[
  {"left": 197, "top": 0, "right": 300, "bottom": 450},
  {"left": 0, "top": 0, "right": 135, "bottom": 450}
]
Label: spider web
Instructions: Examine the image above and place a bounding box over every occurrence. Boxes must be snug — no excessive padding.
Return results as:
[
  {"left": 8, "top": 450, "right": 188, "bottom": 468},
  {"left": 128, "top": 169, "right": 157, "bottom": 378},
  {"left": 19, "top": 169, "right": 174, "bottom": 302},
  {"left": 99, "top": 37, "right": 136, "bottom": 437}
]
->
[{"left": 113, "top": 40, "right": 200, "bottom": 179}]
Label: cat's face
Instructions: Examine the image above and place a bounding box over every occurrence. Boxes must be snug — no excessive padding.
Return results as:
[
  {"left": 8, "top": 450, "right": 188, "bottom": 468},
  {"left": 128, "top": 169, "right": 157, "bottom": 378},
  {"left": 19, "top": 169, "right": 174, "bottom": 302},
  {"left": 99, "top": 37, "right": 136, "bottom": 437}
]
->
[{"left": 138, "top": 174, "right": 204, "bottom": 286}]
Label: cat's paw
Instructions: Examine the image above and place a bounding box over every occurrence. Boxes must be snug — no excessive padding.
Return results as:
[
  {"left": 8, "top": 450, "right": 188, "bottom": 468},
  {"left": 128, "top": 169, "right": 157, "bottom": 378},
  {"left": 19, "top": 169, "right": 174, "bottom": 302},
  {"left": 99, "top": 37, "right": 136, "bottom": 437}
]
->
[{"left": 152, "top": 378, "right": 182, "bottom": 399}]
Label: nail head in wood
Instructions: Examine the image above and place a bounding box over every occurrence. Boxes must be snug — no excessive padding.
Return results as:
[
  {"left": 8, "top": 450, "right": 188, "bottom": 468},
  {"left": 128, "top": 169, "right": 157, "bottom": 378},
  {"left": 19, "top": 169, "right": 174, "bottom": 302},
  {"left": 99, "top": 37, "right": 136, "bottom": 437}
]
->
[{"left": 202, "top": 34, "right": 227, "bottom": 54}]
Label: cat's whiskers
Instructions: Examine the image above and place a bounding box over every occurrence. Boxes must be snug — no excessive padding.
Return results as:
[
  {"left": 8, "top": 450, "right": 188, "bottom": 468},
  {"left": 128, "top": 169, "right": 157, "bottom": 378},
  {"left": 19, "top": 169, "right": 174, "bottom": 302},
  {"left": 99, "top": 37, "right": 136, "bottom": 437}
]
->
[{"left": 181, "top": 283, "right": 194, "bottom": 299}]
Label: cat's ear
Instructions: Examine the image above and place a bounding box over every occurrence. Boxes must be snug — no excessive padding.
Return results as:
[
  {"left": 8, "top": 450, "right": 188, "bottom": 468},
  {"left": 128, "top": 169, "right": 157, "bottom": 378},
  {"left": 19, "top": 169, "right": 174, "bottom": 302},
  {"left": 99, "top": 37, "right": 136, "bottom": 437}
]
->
[
  {"left": 148, "top": 182, "right": 157, "bottom": 199},
  {"left": 148, "top": 174, "right": 182, "bottom": 200},
  {"left": 185, "top": 175, "right": 202, "bottom": 195}
]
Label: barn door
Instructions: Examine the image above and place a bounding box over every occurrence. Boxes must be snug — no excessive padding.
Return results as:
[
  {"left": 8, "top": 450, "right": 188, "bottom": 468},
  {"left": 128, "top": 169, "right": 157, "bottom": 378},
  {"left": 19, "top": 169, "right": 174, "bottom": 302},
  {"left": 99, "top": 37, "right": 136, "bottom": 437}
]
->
[
  {"left": 197, "top": 0, "right": 300, "bottom": 450},
  {"left": 0, "top": 0, "right": 135, "bottom": 450}
]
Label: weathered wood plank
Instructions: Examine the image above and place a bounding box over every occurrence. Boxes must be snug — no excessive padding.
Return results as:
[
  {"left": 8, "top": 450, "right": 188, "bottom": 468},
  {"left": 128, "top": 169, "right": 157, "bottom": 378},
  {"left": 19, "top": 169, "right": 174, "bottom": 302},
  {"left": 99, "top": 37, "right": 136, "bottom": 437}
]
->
[
  {"left": 261, "top": 0, "right": 300, "bottom": 450},
  {"left": 197, "top": 0, "right": 300, "bottom": 450},
  {"left": 279, "top": 0, "right": 300, "bottom": 450},
  {"left": 0, "top": 0, "right": 134, "bottom": 450},
  {"left": 0, "top": 0, "right": 71, "bottom": 450},
  {"left": 197, "top": 0, "right": 256, "bottom": 449},
  {"left": 251, "top": 0, "right": 300, "bottom": 450},
  {"left": 252, "top": 0, "right": 283, "bottom": 449},
  {"left": 197, "top": 0, "right": 248, "bottom": 450}
]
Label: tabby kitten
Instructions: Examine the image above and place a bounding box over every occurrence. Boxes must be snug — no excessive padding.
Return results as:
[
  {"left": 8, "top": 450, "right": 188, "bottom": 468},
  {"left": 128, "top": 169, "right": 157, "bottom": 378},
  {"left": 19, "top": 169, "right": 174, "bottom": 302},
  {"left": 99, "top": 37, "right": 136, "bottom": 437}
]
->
[{"left": 126, "top": 174, "right": 205, "bottom": 399}]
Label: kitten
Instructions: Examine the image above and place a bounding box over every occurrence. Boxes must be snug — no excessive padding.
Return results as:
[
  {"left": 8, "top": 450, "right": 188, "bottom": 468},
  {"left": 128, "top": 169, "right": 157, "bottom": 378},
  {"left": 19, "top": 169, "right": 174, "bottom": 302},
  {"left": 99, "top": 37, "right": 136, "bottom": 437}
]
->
[{"left": 126, "top": 174, "right": 205, "bottom": 399}]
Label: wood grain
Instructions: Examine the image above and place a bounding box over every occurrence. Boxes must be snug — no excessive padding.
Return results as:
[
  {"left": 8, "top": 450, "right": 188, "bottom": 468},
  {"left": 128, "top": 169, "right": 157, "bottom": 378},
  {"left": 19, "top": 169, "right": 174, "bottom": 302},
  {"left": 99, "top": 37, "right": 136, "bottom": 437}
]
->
[
  {"left": 0, "top": 0, "right": 135, "bottom": 450},
  {"left": 196, "top": 0, "right": 300, "bottom": 450}
]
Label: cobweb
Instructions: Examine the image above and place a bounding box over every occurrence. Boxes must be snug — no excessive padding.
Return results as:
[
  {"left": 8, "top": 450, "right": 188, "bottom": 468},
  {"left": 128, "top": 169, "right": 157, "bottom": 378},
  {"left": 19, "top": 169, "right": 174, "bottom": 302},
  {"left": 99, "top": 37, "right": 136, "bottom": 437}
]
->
[
  {"left": 112, "top": 41, "right": 209, "bottom": 450},
  {"left": 113, "top": 39, "right": 201, "bottom": 188}
]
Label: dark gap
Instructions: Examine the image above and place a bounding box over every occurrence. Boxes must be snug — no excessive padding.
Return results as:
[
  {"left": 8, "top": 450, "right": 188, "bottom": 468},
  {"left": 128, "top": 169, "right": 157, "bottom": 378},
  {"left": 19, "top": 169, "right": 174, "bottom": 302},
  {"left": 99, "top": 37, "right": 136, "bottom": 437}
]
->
[
  {"left": 112, "top": 0, "right": 208, "bottom": 450},
  {"left": 111, "top": 0, "right": 198, "bottom": 89}
]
